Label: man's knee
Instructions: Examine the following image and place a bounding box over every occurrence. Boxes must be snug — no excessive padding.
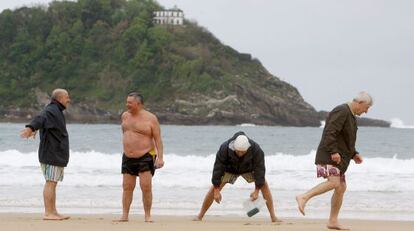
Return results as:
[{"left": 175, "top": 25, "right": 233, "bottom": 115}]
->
[
  {"left": 45, "top": 181, "right": 58, "bottom": 187},
  {"left": 327, "top": 177, "right": 341, "bottom": 189},
  {"left": 139, "top": 172, "right": 152, "bottom": 193},
  {"left": 331, "top": 181, "right": 341, "bottom": 189},
  {"left": 140, "top": 182, "right": 152, "bottom": 194},
  {"left": 260, "top": 182, "right": 269, "bottom": 193},
  {"left": 336, "top": 183, "right": 347, "bottom": 194},
  {"left": 123, "top": 182, "right": 136, "bottom": 192}
]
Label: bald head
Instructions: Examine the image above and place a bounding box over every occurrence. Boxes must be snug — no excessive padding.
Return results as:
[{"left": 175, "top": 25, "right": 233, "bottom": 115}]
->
[
  {"left": 51, "top": 88, "right": 70, "bottom": 107},
  {"left": 51, "top": 89, "right": 68, "bottom": 100}
]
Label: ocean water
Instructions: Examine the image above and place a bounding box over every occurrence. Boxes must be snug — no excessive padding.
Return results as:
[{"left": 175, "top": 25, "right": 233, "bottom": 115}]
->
[{"left": 0, "top": 122, "right": 413, "bottom": 221}]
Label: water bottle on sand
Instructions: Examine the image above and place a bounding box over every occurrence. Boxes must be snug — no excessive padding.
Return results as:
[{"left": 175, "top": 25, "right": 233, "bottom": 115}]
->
[{"left": 243, "top": 197, "right": 266, "bottom": 217}]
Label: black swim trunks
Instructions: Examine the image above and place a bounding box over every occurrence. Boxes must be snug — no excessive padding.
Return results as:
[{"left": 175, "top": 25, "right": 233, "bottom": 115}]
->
[{"left": 121, "top": 153, "right": 155, "bottom": 176}]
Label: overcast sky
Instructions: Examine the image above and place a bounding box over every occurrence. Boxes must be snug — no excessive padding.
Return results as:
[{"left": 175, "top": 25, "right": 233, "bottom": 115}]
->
[{"left": 2, "top": 0, "right": 413, "bottom": 125}]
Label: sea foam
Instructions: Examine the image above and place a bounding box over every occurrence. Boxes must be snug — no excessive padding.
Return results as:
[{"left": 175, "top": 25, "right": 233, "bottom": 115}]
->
[
  {"left": 390, "top": 118, "right": 414, "bottom": 129},
  {"left": 1, "top": 150, "right": 413, "bottom": 192}
]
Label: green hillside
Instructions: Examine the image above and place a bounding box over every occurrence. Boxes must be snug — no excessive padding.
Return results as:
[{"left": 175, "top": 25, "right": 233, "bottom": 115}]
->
[{"left": 0, "top": 0, "right": 322, "bottom": 126}]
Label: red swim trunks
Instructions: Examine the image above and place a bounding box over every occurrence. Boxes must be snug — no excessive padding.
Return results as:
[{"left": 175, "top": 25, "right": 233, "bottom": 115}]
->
[{"left": 316, "top": 164, "right": 346, "bottom": 183}]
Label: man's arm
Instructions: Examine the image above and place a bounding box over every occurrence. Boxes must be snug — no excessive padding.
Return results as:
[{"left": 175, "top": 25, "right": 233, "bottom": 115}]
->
[
  {"left": 253, "top": 145, "right": 266, "bottom": 189},
  {"left": 152, "top": 115, "right": 164, "bottom": 169},
  {"left": 250, "top": 144, "right": 265, "bottom": 200},
  {"left": 120, "top": 112, "right": 127, "bottom": 133},
  {"left": 20, "top": 112, "right": 46, "bottom": 139},
  {"left": 322, "top": 107, "right": 348, "bottom": 164},
  {"left": 353, "top": 153, "right": 363, "bottom": 164},
  {"left": 351, "top": 145, "right": 362, "bottom": 163},
  {"left": 211, "top": 144, "right": 227, "bottom": 187},
  {"left": 211, "top": 144, "right": 227, "bottom": 204}
]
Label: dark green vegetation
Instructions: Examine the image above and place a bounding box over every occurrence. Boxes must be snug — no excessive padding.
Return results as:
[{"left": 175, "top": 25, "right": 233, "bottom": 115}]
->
[
  {"left": 0, "top": 0, "right": 389, "bottom": 126},
  {"left": 1, "top": 0, "right": 172, "bottom": 110}
]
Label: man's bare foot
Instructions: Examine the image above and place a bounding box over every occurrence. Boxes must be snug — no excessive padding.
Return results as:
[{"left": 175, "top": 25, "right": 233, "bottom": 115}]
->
[
  {"left": 145, "top": 215, "right": 153, "bottom": 223},
  {"left": 327, "top": 223, "right": 350, "bottom": 230},
  {"left": 113, "top": 216, "right": 129, "bottom": 222},
  {"left": 43, "top": 214, "right": 68, "bottom": 220},
  {"left": 271, "top": 217, "right": 282, "bottom": 223},
  {"left": 192, "top": 216, "right": 202, "bottom": 221},
  {"left": 56, "top": 214, "right": 70, "bottom": 220},
  {"left": 295, "top": 195, "right": 306, "bottom": 216}
]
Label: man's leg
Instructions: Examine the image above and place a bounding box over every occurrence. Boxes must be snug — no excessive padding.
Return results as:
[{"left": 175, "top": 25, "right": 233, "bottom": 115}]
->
[
  {"left": 116, "top": 174, "right": 137, "bottom": 222},
  {"left": 43, "top": 181, "right": 69, "bottom": 220},
  {"left": 138, "top": 171, "right": 153, "bottom": 222},
  {"left": 43, "top": 181, "right": 58, "bottom": 220},
  {"left": 327, "top": 181, "right": 348, "bottom": 230},
  {"left": 260, "top": 181, "right": 278, "bottom": 222},
  {"left": 296, "top": 176, "right": 341, "bottom": 215},
  {"left": 194, "top": 182, "right": 226, "bottom": 221}
]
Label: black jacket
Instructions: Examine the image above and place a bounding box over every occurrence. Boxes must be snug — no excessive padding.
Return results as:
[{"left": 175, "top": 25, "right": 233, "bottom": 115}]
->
[
  {"left": 315, "top": 104, "right": 358, "bottom": 173},
  {"left": 212, "top": 131, "right": 266, "bottom": 189},
  {"left": 26, "top": 100, "right": 69, "bottom": 167}
]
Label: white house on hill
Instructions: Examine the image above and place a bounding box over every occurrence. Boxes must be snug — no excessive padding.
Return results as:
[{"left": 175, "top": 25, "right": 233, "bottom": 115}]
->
[{"left": 153, "top": 8, "right": 184, "bottom": 25}]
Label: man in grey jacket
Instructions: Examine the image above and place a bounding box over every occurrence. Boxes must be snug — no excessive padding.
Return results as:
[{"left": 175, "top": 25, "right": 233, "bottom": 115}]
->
[
  {"left": 20, "top": 88, "right": 71, "bottom": 220},
  {"left": 296, "top": 92, "right": 373, "bottom": 230},
  {"left": 194, "top": 131, "right": 277, "bottom": 222}
]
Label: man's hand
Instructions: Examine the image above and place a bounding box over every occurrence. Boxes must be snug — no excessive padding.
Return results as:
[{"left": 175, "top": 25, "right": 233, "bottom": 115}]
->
[
  {"left": 250, "top": 189, "right": 260, "bottom": 201},
  {"left": 155, "top": 157, "right": 164, "bottom": 169},
  {"left": 353, "top": 154, "right": 363, "bottom": 164},
  {"left": 20, "top": 128, "right": 36, "bottom": 139},
  {"left": 213, "top": 188, "right": 222, "bottom": 204},
  {"left": 331, "top": 153, "right": 341, "bottom": 165}
]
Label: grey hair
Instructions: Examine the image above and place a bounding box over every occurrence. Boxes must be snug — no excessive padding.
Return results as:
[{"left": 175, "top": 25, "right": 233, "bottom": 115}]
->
[
  {"left": 353, "top": 91, "right": 373, "bottom": 106},
  {"left": 128, "top": 92, "right": 144, "bottom": 104},
  {"left": 51, "top": 88, "right": 68, "bottom": 100}
]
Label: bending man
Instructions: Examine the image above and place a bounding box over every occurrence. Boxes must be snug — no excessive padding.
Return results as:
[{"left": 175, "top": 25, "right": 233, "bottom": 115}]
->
[{"left": 195, "top": 131, "right": 277, "bottom": 222}]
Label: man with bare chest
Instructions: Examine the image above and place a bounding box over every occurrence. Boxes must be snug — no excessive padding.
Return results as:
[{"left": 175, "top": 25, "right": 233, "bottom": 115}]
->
[{"left": 116, "top": 92, "right": 164, "bottom": 222}]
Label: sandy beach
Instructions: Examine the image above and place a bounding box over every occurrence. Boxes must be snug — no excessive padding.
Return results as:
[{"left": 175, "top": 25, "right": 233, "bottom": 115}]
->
[{"left": 1, "top": 214, "right": 413, "bottom": 231}]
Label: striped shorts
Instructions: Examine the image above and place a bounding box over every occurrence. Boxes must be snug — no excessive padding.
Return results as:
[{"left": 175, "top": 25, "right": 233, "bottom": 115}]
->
[
  {"left": 41, "top": 164, "right": 64, "bottom": 182},
  {"left": 221, "top": 172, "right": 255, "bottom": 184}
]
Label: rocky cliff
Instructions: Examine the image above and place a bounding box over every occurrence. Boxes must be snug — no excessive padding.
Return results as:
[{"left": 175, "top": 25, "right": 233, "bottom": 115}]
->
[{"left": 0, "top": 0, "right": 389, "bottom": 127}]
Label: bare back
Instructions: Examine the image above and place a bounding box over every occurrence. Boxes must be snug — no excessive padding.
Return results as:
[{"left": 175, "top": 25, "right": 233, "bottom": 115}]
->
[{"left": 122, "top": 110, "right": 156, "bottom": 158}]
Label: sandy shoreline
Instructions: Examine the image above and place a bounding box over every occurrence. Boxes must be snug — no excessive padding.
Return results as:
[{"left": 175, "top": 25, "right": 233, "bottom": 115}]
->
[{"left": 1, "top": 213, "right": 413, "bottom": 231}]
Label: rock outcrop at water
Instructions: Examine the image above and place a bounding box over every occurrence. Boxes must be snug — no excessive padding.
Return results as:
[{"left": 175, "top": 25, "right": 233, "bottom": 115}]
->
[{"left": 317, "top": 111, "right": 390, "bottom": 127}]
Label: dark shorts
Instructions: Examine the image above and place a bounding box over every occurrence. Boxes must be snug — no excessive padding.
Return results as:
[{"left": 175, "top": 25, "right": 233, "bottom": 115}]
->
[{"left": 121, "top": 153, "right": 155, "bottom": 176}]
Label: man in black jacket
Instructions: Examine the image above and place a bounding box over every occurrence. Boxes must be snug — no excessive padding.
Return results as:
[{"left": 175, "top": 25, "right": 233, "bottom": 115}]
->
[
  {"left": 296, "top": 92, "right": 373, "bottom": 230},
  {"left": 194, "top": 131, "right": 277, "bottom": 222},
  {"left": 20, "top": 88, "right": 70, "bottom": 220}
]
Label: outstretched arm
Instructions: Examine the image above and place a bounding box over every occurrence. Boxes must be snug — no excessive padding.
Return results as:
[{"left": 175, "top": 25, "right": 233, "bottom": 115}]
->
[
  {"left": 20, "top": 127, "right": 37, "bottom": 139},
  {"left": 20, "top": 113, "right": 46, "bottom": 139}
]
